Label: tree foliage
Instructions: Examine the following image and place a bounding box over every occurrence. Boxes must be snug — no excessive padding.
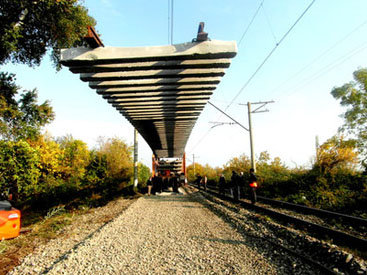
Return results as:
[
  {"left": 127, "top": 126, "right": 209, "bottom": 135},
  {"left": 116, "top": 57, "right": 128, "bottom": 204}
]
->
[
  {"left": 315, "top": 135, "right": 358, "bottom": 174},
  {"left": 331, "top": 68, "right": 367, "bottom": 163},
  {"left": 0, "top": 0, "right": 96, "bottom": 67},
  {"left": 97, "top": 137, "right": 133, "bottom": 181},
  {"left": 57, "top": 135, "right": 90, "bottom": 181},
  {"left": 0, "top": 72, "right": 54, "bottom": 141},
  {"left": 138, "top": 162, "right": 151, "bottom": 185},
  {"left": 0, "top": 140, "right": 40, "bottom": 201}
]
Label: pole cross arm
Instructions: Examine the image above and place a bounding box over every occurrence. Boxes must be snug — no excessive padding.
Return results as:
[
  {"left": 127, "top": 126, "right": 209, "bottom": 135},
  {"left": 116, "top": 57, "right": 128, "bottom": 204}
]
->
[{"left": 240, "top": 100, "right": 274, "bottom": 113}]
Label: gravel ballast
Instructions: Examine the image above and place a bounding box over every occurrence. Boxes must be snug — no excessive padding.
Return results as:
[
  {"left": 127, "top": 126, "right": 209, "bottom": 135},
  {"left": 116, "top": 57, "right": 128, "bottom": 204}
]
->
[
  {"left": 14, "top": 187, "right": 361, "bottom": 274},
  {"left": 10, "top": 191, "right": 286, "bottom": 274}
]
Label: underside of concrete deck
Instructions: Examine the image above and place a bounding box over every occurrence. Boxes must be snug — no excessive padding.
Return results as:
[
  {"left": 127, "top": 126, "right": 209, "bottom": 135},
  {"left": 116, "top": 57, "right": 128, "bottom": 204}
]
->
[{"left": 61, "top": 41, "right": 237, "bottom": 158}]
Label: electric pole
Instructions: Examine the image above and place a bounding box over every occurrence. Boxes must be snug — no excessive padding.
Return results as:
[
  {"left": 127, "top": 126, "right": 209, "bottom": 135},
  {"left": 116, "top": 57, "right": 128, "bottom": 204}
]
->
[
  {"left": 133, "top": 128, "right": 138, "bottom": 188},
  {"left": 207, "top": 100, "right": 274, "bottom": 173},
  {"left": 241, "top": 100, "right": 274, "bottom": 173},
  {"left": 247, "top": 102, "right": 255, "bottom": 171},
  {"left": 315, "top": 135, "right": 319, "bottom": 162}
]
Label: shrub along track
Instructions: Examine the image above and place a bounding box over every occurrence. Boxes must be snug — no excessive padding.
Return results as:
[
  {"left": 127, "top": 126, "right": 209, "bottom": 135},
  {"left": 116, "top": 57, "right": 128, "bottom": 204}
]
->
[
  {"left": 186, "top": 185, "right": 367, "bottom": 274},
  {"left": 1, "top": 195, "right": 139, "bottom": 275}
]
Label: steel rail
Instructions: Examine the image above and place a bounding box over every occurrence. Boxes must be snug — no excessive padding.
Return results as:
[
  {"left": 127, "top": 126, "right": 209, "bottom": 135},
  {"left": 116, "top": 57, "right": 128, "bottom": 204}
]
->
[
  {"left": 197, "top": 184, "right": 367, "bottom": 252},
  {"left": 256, "top": 195, "right": 367, "bottom": 227}
]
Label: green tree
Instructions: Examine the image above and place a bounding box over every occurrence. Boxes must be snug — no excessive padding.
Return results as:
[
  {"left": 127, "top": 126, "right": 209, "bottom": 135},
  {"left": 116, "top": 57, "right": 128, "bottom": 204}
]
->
[
  {"left": 138, "top": 162, "right": 151, "bottom": 184},
  {"left": 0, "top": 0, "right": 96, "bottom": 67},
  {"left": 331, "top": 68, "right": 367, "bottom": 164},
  {"left": 97, "top": 137, "right": 133, "bottom": 181},
  {"left": 57, "top": 135, "right": 90, "bottom": 181},
  {"left": 0, "top": 72, "right": 54, "bottom": 141},
  {"left": 0, "top": 140, "right": 40, "bottom": 202}
]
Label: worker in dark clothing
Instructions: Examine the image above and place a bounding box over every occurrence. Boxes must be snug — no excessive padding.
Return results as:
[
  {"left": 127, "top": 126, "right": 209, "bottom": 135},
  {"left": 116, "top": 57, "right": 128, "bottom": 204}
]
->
[
  {"left": 153, "top": 173, "right": 163, "bottom": 193},
  {"left": 231, "top": 171, "right": 239, "bottom": 201},
  {"left": 147, "top": 176, "right": 153, "bottom": 196},
  {"left": 249, "top": 168, "right": 258, "bottom": 204},
  {"left": 172, "top": 173, "right": 179, "bottom": 193},
  {"left": 218, "top": 174, "right": 226, "bottom": 196},
  {"left": 196, "top": 175, "right": 202, "bottom": 190},
  {"left": 202, "top": 175, "right": 207, "bottom": 191},
  {"left": 239, "top": 171, "right": 245, "bottom": 199},
  {"left": 179, "top": 173, "right": 185, "bottom": 187}
]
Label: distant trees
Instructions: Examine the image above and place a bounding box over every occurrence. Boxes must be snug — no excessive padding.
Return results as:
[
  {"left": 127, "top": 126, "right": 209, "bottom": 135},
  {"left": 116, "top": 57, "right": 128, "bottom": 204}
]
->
[{"left": 0, "top": 134, "right": 143, "bottom": 205}]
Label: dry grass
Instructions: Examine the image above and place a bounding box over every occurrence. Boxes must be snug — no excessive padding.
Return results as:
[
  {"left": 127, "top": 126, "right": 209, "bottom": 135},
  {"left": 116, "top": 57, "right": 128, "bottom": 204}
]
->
[{"left": 0, "top": 207, "right": 87, "bottom": 275}]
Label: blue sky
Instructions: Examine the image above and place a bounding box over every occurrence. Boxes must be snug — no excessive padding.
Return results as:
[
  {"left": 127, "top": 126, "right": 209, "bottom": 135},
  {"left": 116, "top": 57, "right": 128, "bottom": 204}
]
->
[{"left": 3, "top": 0, "right": 367, "bottom": 169}]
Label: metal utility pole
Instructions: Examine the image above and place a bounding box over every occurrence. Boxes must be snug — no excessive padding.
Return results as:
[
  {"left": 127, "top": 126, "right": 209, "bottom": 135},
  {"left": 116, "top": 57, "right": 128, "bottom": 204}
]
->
[
  {"left": 208, "top": 100, "right": 274, "bottom": 173},
  {"left": 133, "top": 128, "right": 138, "bottom": 188},
  {"left": 247, "top": 102, "right": 255, "bottom": 171},
  {"left": 241, "top": 101, "right": 274, "bottom": 173}
]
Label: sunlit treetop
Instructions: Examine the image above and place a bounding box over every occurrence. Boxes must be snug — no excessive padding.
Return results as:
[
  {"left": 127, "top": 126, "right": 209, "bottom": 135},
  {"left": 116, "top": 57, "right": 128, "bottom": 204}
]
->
[{"left": 0, "top": 0, "right": 96, "bottom": 68}]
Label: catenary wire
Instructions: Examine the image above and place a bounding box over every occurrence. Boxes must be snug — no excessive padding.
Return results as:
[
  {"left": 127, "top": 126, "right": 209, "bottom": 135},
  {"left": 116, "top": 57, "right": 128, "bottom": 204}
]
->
[
  {"left": 279, "top": 41, "right": 367, "bottom": 99},
  {"left": 269, "top": 19, "right": 367, "bottom": 98},
  {"left": 238, "top": 0, "right": 264, "bottom": 47},
  {"left": 261, "top": 3, "right": 278, "bottom": 44},
  {"left": 224, "top": 0, "right": 316, "bottom": 113},
  {"left": 188, "top": 0, "right": 316, "bottom": 153}
]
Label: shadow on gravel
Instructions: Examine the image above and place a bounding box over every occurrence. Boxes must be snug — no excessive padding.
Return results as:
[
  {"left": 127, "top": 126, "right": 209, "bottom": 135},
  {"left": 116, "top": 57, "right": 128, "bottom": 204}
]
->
[
  {"left": 143, "top": 195, "right": 193, "bottom": 203},
  {"left": 192, "top": 190, "right": 327, "bottom": 275},
  {"left": 171, "top": 205, "right": 204, "bottom": 209},
  {"left": 194, "top": 236, "right": 248, "bottom": 246}
]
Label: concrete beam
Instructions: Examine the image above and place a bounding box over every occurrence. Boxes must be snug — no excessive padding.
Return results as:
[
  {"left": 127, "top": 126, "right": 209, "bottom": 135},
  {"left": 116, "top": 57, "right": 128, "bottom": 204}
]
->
[
  {"left": 80, "top": 68, "right": 226, "bottom": 81},
  {"left": 89, "top": 77, "right": 221, "bottom": 88},
  {"left": 102, "top": 91, "right": 213, "bottom": 99},
  {"left": 70, "top": 58, "right": 231, "bottom": 73},
  {"left": 96, "top": 85, "right": 216, "bottom": 94},
  {"left": 108, "top": 95, "right": 210, "bottom": 103},
  {"left": 61, "top": 40, "right": 237, "bottom": 64}
]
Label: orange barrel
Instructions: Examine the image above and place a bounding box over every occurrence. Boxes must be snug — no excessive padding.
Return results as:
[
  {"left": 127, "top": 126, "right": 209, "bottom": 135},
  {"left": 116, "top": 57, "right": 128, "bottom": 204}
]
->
[{"left": 0, "top": 201, "right": 21, "bottom": 240}]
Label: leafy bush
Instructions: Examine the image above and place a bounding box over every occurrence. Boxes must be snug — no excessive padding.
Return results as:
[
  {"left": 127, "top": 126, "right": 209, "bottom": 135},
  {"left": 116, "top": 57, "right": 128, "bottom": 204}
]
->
[{"left": 0, "top": 140, "right": 40, "bottom": 201}]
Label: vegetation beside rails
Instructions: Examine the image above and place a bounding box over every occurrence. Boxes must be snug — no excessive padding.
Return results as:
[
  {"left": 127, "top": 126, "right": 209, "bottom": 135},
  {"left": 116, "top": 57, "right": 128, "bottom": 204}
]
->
[
  {"left": 187, "top": 145, "right": 367, "bottom": 217},
  {"left": 0, "top": 184, "right": 140, "bottom": 275}
]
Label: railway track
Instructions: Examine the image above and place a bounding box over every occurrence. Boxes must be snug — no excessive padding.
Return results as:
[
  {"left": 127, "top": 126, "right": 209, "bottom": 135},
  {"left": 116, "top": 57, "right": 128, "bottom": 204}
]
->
[{"left": 193, "top": 184, "right": 367, "bottom": 253}]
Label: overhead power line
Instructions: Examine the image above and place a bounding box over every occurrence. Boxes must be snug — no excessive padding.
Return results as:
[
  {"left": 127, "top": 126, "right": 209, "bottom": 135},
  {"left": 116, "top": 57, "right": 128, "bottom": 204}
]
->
[
  {"left": 261, "top": 3, "right": 278, "bottom": 44},
  {"left": 188, "top": 1, "right": 316, "bottom": 153},
  {"left": 225, "top": 0, "right": 316, "bottom": 113},
  {"left": 269, "top": 19, "right": 367, "bottom": 98},
  {"left": 280, "top": 41, "right": 367, "bottom": 99},
  {"left": 238, "top": 0, "right": 264, "bottom": 47}
]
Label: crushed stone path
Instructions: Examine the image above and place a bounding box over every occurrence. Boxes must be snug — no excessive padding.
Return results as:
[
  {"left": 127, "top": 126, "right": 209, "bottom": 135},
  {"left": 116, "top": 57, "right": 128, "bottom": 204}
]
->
[{"left": 11, "top": 192, "right": 279, "bottom": 274}]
